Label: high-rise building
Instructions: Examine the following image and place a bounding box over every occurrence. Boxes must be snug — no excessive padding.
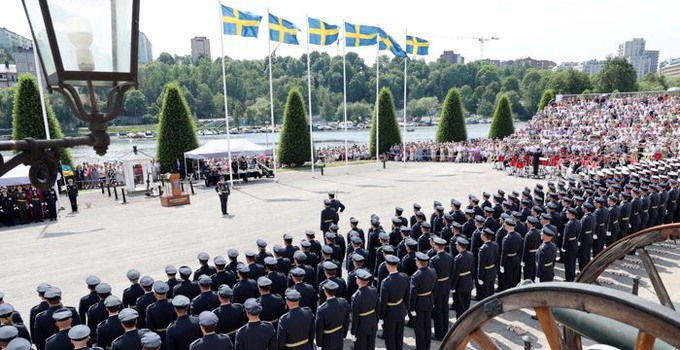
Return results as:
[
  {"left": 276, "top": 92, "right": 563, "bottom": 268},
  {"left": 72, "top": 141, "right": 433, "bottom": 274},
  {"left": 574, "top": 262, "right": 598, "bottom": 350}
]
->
[
  {"left": 660, "top": 58, "right": 680, "bottom": 79},
  {"left": 576, "top": 59, "right": 605, "bottom": 76},
  {"left": 439, "top": 50, "right": 464, "bottom": 64},
  {"left": 0, "top": 27, "right": 33, "bottom": 52},
  {"left": 12, "top": 49, "right": 35, "bottom": 77},
  {"left": 190, "top": 36, "right": 211, "bottom": 63},
  {"left": 617, "top": 38, "right": 659, "bottom": 79},
  {"left": 138, "top": 32, "right": 153, "bottom": 64}
]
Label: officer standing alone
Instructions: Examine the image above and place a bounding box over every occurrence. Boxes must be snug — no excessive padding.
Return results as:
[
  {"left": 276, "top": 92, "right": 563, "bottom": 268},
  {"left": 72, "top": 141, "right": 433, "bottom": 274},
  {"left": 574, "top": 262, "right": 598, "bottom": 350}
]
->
[
  {"left": 67, "top": 179, "right": 78, "bottom": 213},
  {"left": 215, "top": 176, "right": 230, "bottom": 215}
]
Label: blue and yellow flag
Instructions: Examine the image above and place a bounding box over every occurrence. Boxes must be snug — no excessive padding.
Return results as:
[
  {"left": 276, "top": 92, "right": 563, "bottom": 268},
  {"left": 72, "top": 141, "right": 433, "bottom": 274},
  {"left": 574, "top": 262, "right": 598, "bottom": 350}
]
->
[
  {"left": 221, "top": 5, "right": 262, "bottom": 38},
  {"left": 378, "top": 28, "right": 407, "bottom": 58},
  {"left": 406, "top": 35, "right": 430, "bottom": 56},
  {"left": 344, "top": 22, "right": 378, "bottom": 47},
  {"left": 269, "top": 13, "right": 299, "bottom": 45},
  {"left": 308, "top": 18, "right": 339, "bottom": 46}
]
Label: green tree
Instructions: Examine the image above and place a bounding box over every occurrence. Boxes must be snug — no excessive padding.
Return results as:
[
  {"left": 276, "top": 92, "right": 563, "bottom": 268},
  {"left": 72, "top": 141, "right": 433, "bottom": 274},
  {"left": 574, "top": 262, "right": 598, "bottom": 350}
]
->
[
  {"left": 124, "top": 89, "right": 147, "bottom": 117},
  {"left": 593, "top": 57, "right": 638, "bottom": 93},
  {"left": 488, "top": 94, "right": 514, "bottom": 140},
  {"left": 537, "top": 89, "right": 555, "bottom": 113},
  {"left": 436, "top": 88, "right": 467, "bottom": 142},
  {"left": 369, "top": 88, "right": 401, "bottom": 157},
  {"left": 277, "top": 88, "right": 311, "bottom": 166},
  {"left": 638, "top": 73, "right": 667, "bottom": 92},
  {"left": 0, "top": 88, "right": 14, "bottom": 129},
  {"left": 335, "top": 101, "right": 372, "bottom": 123},
  {"left": 11, "top": 74, "right": 73, "bottom": 166},
  {"left": 155, "top": 82, "right": 199, "bottom": 174}
]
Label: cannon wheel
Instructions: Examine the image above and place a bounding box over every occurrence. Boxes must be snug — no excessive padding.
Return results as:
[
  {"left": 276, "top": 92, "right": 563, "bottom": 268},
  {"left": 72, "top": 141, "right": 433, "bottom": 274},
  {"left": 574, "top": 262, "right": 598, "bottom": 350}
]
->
[{"left": 440, "top": 283, "right": 680, "bottom": 350}]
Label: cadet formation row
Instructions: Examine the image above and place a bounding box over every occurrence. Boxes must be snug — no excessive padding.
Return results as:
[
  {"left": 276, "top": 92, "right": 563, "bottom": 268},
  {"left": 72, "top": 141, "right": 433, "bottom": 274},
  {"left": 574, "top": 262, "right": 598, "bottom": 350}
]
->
[{"left": 1, "top": 159, "right": 680, "bottom": 350}]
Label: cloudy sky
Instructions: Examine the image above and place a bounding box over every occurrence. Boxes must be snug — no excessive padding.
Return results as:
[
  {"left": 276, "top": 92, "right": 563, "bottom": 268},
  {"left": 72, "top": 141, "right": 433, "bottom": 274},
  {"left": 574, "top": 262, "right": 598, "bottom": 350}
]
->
[{"left": 3, "top": 0, "right": 678, "bottom": 64}]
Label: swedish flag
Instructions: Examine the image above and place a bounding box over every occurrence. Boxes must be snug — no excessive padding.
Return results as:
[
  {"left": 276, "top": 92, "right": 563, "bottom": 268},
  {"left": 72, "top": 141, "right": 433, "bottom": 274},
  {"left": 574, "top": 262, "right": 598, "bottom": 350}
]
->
[
  {"left": 308, "top": 18, "right": 339, "bottom": 46},
  {"left": 406, "top": 35, "right": 430, "bottom": 56},
  {"left": 344, "top": 22, "right": 378, "bottom": 47},
  {"left": 221, "top": 5, "right": 262, "bottom": 38},
  {"left": 378, "top": 28, "right": 407, "bottom": 58},
  {"left": 269, "top": 13, "right": 299, "bottom": 45}
]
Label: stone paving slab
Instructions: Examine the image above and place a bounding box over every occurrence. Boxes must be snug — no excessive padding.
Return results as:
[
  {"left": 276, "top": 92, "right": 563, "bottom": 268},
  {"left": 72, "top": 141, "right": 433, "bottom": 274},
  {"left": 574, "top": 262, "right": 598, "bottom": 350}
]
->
[{"left": 0, "top": 161, "right": 677, "bottom": 349}]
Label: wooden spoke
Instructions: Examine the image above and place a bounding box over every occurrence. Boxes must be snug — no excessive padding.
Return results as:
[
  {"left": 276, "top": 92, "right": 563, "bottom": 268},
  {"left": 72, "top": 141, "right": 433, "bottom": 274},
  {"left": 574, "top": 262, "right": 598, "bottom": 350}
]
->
[
  {"left": 470, "top": 328, "right": 498, "bottom": 350},
  {"left": 635, "top": 331, "right": 656, "bottom": 350},
  {"left": 638, "top": 248, "right": 675, "bottom": 310},
  {"left": 535, "top": 307, "right": 564, "bottom": 350}
]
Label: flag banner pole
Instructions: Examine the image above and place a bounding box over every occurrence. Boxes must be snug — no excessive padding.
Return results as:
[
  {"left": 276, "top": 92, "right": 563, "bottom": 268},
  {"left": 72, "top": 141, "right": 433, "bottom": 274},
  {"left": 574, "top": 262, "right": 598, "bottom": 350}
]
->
[
  {"left": 267, "top": 8, "right": 278, "bottom": 178},
  {"left": 342, "top": 20, "right": 349, "bottom": 168},
  {"left": 306, "top": 15, "right": 315, "bottom": 175},
  {"left": 375, "top": 26, "right": 380, "bottom": 165},
  {"left": 402, "top": 29, "right": 408, "bottom": 163},
  {"left": 218, "top": 1, "right": 234, "bottom": 185}
]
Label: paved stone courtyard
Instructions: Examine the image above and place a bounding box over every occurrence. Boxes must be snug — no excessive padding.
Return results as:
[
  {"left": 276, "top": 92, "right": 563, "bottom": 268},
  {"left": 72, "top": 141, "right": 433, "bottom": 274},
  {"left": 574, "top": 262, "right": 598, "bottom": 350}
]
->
[{"left": 1, "top": 161, "right": 677, "bottom": 349}]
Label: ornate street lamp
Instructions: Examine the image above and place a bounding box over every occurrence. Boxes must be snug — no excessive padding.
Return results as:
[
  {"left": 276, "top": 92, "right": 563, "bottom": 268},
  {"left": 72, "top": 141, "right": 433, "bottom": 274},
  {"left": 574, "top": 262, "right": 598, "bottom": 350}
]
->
[{"left": 1, "top": 0, "right": 140, "bottom": 189}]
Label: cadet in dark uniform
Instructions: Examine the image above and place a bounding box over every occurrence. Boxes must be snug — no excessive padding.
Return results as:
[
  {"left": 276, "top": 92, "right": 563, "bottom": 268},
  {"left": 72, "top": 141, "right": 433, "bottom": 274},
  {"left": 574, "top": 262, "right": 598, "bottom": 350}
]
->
[
  {"left": 619, "top": 192, "right": 632, "bottom": 238},
  {"left": 35, "top": 288, "right": 81, "bottom": 350},
  {"left": 288, "top": 268, "right": 317, "bottom": 315},
  {"left": 87, "top": 283, "right": 112, "bottom": 342},
  {"left": 318, "top": 262, "right": 347, "bottom": 304},
  {"left": 245, "top": 251, "right": 266, "bottom": 281},
  {"left": 136, "top": 276, "right": 156, "bottom": 329},
  {"left": 190, "top": 311, "right": 232, "bottom": 350},
  {"left": 593, "top": 197, "right": 608, "bottom": 256},
  {"left": 45, "top": 308, "right": 74, "bottom": 350},
  {"left": 264, "top": 256, "right": 288, "bottom": 296},
  {"left": 226, "top": 249, "right": 241, "bottom": 275},
  {"left": 409, "top": 253, "right": 436, "bottom": 350},
  {"left": 578, "top": 203, "right": 596, "bottom": 272},
  {"left": 66, "top": 179, "right": 78, "bottom": 212},
  {"left": 234, "top": 299, "right": 276, "bottom": 350},
  {"left": 145, "top": 281, "right": 176, "bottom": 350},
  {"left": 350, "top": 269, "right": 378, "bottom": 350},
  {"left": 606, "top": 195, "right": 620, "bottom": 247},
  {"left": 379, "top": 255, "right": 410, "bottom": 350},
  {"left": 282, "top": 233, "right": 300, "bottom": 261},
  {"left": 31, "top": 283, "right": 52, "bottom": 342},
  {"left": 190, "top": 276, "right": 219, "bottom": 316},
  {"left": 450, "top": 237, "right": 474, "bottom": 319},
  {"left": 328, "top": 192, "right": 345, "bottom": 217},
  {"left": 315, "top": 281, "right": 350, "bottom": 350},
  {"left": 255, "top": 240, "right": 273, "bottom": 266},
  {"left": 499, "top": 219, "right": 522, "bottom": 291},
  {"left": 0, "top": 305, "right": 29, "bottom": 342},
  {"left": 123, "top": 269, "right": 144, "bottom": 310},
  {"left": 272, "top": 245, "right": 292, "bottom": 276},
  {"left": 210, "top": 256, "right": 235, "bottom": 290},
  {"left": 44, "top": 187, "right": 58, "bottom": 221},
  {"left": 276, "top": 290, "right": 314, "bottom": 350},
  {"left": 522, "top": 217, "right": 541, "bottom": 281},
  {"left": 291, "top": 252, "right": 316, "bottom": 288},
  {"left": 233, "top": 264, "right": 260, "bottom": 305},
  {"left": 173, "top": 267, "right": 200, "bottom": 301},
  {"left": 401, "top": 238, "right": 418, "bottom": 277},
  {"left": 111, "top": 308, "right": 142, "bottom": 350},
  {"left": 320, "top": 200, "right": 337, "bottom": 234},
  {"left": 428, "top": 236, "right": 452, "bottom": 340},
  {"left": 215, "top": 176, "right": 230, "bottom": 215},
  {"left": 79, "top": 276, "right": 101, "bottom": 326},
  {"left": 95, "top": 296, "right": 124, "bottom": 349},
  {"left": 165, "top": 266, "right": 179, "bottom": 299},
  {"left": 67, "top": 325, "right": 99, "bottom": 350},
  {"left": 194, "top": 253, "right": 217, "bottom": 282},
  {"left": 562, "top": 208, "right": 580, "bottom": 282},
  {"left": 0, "top": 325, "right": 20, "bottom": 348},
  {"left": 166, "top": 295, "right": 202, "bottom": 350},
  {"left": 477, "top": 228, "right": 498, "bottom": 300},
  {"left": 536, "top": 227, "right": 557, "bottom": 282},
  {"left": 213, "top": 285, "right": 246, "bottom": 343},
  {"left": 256, "top": 277, "right": 285, "bottom": 328}
]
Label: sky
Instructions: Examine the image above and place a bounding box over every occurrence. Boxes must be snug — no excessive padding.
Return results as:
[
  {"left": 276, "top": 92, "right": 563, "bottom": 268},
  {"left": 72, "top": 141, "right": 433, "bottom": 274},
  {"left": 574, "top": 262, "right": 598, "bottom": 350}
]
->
[{"left": 2, "top": 0, "right": 679, "bottom": 65}]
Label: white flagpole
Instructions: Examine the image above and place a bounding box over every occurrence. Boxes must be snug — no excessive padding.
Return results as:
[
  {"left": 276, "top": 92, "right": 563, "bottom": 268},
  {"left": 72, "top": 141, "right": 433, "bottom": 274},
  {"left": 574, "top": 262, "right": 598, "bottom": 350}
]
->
[
  {"left": 267, "top": 8, "right": 278, "bottom": 178},
  {"left": 375, "top": 26, "right": 380, "bottom": 165},
  {"left": 342, "top": 20, "right": 349, "bottom": 168},
  {"left": 306, "top": 15, "right": 315, "bottom": 175},
  {"left": 218, "top": 1, "right": 234, "bottom": 185},
  {"left": 402, "top": 30, "right": 408, "bottom": 163}
]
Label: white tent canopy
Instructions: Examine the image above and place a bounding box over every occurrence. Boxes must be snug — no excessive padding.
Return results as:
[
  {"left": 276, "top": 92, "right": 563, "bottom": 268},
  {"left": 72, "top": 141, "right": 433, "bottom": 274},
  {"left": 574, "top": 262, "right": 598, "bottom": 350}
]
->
[
  {"left": 0, "top": 164, "right": 31, "bottom": 187},
  {"left": 184, "top": 139, "right": 272, "bottom": 160}
]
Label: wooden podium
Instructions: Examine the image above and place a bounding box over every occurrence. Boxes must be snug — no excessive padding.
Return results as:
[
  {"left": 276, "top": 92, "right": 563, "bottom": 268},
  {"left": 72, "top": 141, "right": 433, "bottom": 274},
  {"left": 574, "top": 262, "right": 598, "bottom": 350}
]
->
[{"left": 160, "top": 173, "right": 191, "bottom": 207}]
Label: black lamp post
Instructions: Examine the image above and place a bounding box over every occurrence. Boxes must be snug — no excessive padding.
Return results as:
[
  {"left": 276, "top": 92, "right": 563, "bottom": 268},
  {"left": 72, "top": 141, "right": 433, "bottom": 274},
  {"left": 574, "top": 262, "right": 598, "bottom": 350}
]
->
[{"left": 1, "top": 0, "right": 140, "bottom": 190}]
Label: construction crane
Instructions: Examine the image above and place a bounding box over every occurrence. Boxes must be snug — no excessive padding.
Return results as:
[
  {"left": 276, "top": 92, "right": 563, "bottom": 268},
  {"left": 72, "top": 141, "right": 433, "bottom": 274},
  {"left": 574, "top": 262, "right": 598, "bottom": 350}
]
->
[{"left": 455, "top": 36, "right": 499, "bottom": 60}]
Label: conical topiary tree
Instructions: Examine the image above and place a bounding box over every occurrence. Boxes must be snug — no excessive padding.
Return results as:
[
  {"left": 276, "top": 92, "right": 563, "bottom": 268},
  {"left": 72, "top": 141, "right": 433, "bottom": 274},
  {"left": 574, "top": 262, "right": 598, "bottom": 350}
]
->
[
  {"left": 488, "top": 94, "right": 515, "bottom": 140},
  {"left": 156, "top": 82, "right": 199, "bottom": 175},
  {"left": 369, "top": 87, "right": 402, "bottom": 158},
  {"left": 536, "top": 89, "right": 554, "bottom": 113},
  {"left": 436, "top": 88, "right": 467, "bottom": 142},
  {"left": 278, "top": 87, "right": 311, "bottom": 166},
  {"left": 12, "top": 73, "right": 73, "bottom": 166}
]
